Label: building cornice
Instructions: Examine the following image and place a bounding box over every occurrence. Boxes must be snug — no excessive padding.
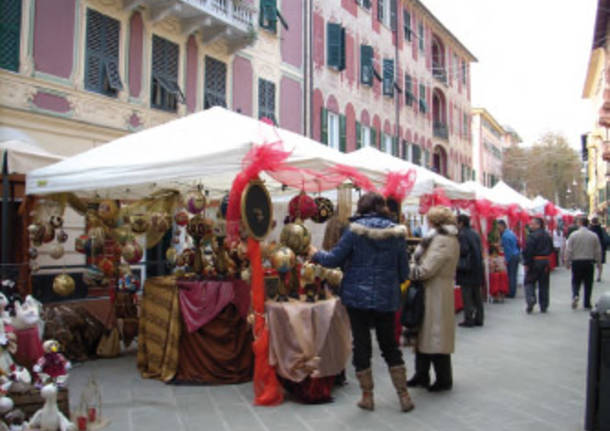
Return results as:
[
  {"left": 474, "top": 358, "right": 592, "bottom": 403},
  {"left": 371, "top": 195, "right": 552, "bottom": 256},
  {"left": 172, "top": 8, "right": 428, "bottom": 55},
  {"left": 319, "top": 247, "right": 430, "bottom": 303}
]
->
[
  {"left": 471, "top": 107, "right": 505, "bottom": 135},
  {"left": 583, "top": 48, "right": 605, "bottom": 98}
]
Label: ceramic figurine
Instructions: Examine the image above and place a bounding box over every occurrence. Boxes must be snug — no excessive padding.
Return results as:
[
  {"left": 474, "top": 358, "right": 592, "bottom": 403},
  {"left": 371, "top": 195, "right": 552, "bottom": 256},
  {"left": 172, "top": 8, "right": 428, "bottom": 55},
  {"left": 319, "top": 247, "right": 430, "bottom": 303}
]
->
[
  {"left": 33, "top": 341, "right": 71, "bottom": 387},
  {"left": 27, "top": 383, "right": 76, "bottom": 431},
  {"left": 116, "top": 265, "right": 139, "bottom": 293}
]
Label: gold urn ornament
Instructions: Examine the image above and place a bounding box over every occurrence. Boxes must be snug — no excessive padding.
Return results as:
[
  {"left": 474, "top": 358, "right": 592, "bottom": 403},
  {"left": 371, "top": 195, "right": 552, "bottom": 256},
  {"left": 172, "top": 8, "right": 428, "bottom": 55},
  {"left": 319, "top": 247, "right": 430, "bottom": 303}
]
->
[
  {"left": 53, "top": 273, "right": 75, "bottom": 297},
  {"left": 270, "top": 246, "right": 296, "bottom": 274},
  {"left": 280, "top": 222, "right": 311, "bottom": 255}
]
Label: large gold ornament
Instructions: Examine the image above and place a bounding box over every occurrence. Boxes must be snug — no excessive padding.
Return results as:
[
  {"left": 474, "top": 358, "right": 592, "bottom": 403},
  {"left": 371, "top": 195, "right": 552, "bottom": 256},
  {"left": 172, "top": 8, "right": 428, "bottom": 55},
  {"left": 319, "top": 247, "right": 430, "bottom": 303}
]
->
[
  {"left": 130, "top": 212, "right": 150, "bottom": 234},
  {"left": 98, "top": 200, "right": 119, "bottom": 224},
  {"left": 122, "top": 240, "right": 143, "bottom": 264},
  {"left": 150, "top": 212, "right": 171, "bottom": 234},
  {"left": 49, "top": 244, "right": 65, "bottom": 260},
  {"left": 280, "top": 222, "right": 311, "bottom": 255},
  {"left": 53, "top": 273, "right": 75, "bottom": 297},
  {"left": 270, "top": 246, "right": 296, "bottom": 273},
  {"left": 300, "top": 262, "right": 317, "bottom": 285},
  {"left": 187, "top": 215, "right": 213, "bottom": 240}
]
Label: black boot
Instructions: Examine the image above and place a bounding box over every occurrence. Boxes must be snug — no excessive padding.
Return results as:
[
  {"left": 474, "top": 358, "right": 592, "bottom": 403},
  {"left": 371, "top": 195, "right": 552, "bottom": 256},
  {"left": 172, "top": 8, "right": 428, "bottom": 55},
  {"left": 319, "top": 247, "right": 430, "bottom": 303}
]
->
[
  {"left": 429, "top": 354, "right": 452, "bottom": 392},
  {"left": 407, "top": 353, "right": 430, "bottom": 388}
]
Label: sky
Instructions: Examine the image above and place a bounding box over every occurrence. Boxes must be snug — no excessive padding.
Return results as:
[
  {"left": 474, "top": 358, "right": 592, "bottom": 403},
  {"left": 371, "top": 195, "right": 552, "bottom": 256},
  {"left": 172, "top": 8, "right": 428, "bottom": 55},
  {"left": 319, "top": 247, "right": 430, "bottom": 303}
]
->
[{"left": 422, "top": 0, "right": 598, "bottom": 149}]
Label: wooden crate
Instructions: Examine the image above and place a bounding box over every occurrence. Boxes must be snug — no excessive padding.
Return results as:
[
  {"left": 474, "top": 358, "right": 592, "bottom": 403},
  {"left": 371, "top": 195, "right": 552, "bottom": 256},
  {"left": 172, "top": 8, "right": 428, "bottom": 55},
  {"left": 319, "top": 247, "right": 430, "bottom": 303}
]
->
[{"left": 11, "top": 387, "right": 70, "bottom": 419}]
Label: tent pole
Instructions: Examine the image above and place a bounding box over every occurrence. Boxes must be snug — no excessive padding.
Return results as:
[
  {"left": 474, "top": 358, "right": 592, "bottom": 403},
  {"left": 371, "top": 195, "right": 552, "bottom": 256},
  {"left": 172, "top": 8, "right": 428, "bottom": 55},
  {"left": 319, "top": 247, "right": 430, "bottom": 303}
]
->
[{"left": 2, "top": 152, "right": 9, "bottom": 278}]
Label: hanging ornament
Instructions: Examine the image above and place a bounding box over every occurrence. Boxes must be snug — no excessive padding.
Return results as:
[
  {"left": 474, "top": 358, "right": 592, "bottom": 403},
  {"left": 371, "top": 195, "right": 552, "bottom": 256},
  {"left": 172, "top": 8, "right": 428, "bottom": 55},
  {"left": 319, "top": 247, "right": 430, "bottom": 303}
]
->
[
  {"left": 75, "top": 235, "right": 89, "bottom": 254},
  {"left": 49, "top": 215, "right": 64, "bottom": 229},
  {"left": 280, "top": 222, "right": 311, "bottom": 255},
  {"left": 174, "top": 211, "right": 189, "bottom": 227},
  {"left": 30, "top": 261, "right": 40, "bottom": 273},
  {"left": 83, "top": 266, "right": 105, "bottom": 287},
  {"left": 97, "top": 257, "right": 115, "bottom": 277},
  {"left": 288, "top": 192, "right": 318, "bottom": 222},
  {"left": 112, "top": 225, "right": 133, "bottom": 246},
  {"left": 312, "top": 197, "right": 335, "bottom": 223},
  {"left": 185, "top": 189, "right": 207, "bottom": 214},
  {"left": 49, "top": 244, "right": 65, "bottom": 260},
  {"left": 28, "top": 223, "right": 43, "bottom": 243},
  {"left": 165, "top": 247, "right": 177, "bottom": 265},
  {"left": 53, "top": 273, "right": 75, "bottom": 297},
  {"left": 87, "top": 227, "right": 106, "bottom": 247},
  {"left": 175, "top": 254, "right": 186, "bottom": 267},
  {"left": 181, "top": 249, "right": 196, "bottom": 267},
  {"left": 270, "top": 246, "right": 296, "bottom": 274},
  {"left": 187, "top": 215, "right": 213, "bottom": 241},
  {"left": 122, "top": 241, "right": 143, "bottom": 264},
  {"left": 56, "top": 230, "right": 68, "bottom": 244},
  {"left": 129, "top": 212, "right": 150, "bottom": 234},
  {"left": 98, "top": 200, "right": 119, "bottom": 225},
  {"left": 150, "top": 212, "right": 171, "bottom": 234},
  {"left": 41, "top": 222, "right": 55, "bottom": 244},
  {"left": 29, "top": 247, "right": 39, "bottom": 260}
]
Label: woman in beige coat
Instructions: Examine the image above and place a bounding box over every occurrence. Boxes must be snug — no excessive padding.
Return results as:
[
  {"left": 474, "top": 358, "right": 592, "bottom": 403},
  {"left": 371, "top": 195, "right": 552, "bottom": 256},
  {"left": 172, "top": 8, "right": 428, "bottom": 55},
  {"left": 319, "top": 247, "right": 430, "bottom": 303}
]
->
[{"left": 408, "top": 206, "right": 459, "bottom": 392}]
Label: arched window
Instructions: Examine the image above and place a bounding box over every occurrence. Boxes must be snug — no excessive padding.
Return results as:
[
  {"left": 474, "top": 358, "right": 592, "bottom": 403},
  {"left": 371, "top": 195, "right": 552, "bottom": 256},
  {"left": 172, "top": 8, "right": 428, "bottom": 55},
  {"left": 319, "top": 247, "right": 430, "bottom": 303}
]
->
[
  {"left": 432, "top": 88, "right": 448, "bottom": 140},
  {"left": 432, "top": 145, "right": 448, "bottom": 177}
]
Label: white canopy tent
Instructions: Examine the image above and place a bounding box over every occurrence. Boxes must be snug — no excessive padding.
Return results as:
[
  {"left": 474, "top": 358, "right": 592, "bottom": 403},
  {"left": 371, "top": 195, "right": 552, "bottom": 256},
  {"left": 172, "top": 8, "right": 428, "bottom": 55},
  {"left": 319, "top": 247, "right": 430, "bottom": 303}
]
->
[
  {"left": 0, "top": 128, "right": 64, "bottom": 174},
  {"left": 26, "top": 107, "right": 348, "bottom": 198},
  {"left": 491, "top": 181, "right": 535, "bottom": 209},
  {"left": 458, "top": 181, "right": 498, "bottom": 203}
]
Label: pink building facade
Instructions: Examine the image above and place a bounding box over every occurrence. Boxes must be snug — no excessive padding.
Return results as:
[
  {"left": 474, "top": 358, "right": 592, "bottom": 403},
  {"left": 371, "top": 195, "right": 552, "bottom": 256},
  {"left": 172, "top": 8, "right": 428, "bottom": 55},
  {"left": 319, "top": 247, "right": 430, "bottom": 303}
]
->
[{"left": 311, "top": 0, "right": 476, "bottom": 181}]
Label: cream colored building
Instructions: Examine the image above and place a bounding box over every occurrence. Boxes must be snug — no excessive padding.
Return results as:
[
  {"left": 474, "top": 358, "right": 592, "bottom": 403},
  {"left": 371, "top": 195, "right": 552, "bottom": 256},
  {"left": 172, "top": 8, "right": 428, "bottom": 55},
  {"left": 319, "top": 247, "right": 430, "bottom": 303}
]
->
[{"left": 471, "top": 107, "right": 505, "bottom": 187}]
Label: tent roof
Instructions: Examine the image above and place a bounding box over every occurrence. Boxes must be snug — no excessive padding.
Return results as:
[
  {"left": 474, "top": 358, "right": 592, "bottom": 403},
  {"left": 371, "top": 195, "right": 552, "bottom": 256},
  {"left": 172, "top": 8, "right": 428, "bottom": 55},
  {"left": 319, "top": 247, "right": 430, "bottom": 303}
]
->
[
  {"left": 459, "top": 181, "right": 498, "bottom": 202},
  {"left": 26, "top": 107, "right": 347, "bottom": 198},
  {"left": 491, "top": 181, "right": 534, "bottom": 209},
  {"left": 0, "top": 128, "right": 64, "bottom": 174},
  {"left": 343, "top": 147, "right": 474, "bottom": 200}
]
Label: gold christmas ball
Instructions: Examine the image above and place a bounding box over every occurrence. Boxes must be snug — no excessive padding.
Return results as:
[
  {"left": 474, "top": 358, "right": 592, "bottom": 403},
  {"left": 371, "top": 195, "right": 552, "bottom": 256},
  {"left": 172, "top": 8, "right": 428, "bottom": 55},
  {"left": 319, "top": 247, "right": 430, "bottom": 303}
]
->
[
  {"left": 150, "top": 212, "right": 171, "bottom": 234},
  {"left": 98, "top": 200, "right": 119, "bottom": 224},
  {"left": 280, "top": 222, "right": 311, "bottom": 255},
  {"left": 185, "top": 190, "right": 207, "bottom": 214},
  {"left": 53, "top": 273, "right": 75, "bottom": 297},
  {"left": 130, "top": 212, "right": 150, "bottom": 234},
  {"left": 122, "top": 240, "right": 143, "bottom": 264},
  {"left": 49, "top": 244, "right": 65, "bottom": 260},
  {"left": 301, "top": 262, "right": 317, "bottom": 285},
  {"left": 325, "top": 269, "right": 343, "bottom": 287},
  {"left": 270, "top": 246, "right": 296, "bottom": 273}
]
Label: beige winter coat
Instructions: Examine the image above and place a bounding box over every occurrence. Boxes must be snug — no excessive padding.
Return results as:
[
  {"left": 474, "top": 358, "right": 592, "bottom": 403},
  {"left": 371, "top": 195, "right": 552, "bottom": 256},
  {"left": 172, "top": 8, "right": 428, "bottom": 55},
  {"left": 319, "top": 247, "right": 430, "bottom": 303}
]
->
[{"left": 411, "top": 225, "right": 460, "bottom": 354}]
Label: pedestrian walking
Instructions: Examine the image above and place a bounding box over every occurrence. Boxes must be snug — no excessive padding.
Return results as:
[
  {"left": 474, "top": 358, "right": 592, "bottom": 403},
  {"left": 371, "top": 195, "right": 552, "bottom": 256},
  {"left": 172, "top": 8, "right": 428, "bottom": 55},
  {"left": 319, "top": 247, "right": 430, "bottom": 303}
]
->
[
  {"left": 522, "top": 217, "right": 554, "bottom": 314},
  {"left": 497, "top": 220, "right": 520, "bottom": 299},
  {"left": 566, "top": 216, "right": 601, "bottom": 310},
  {"left": 553, "top": 227, "right": 565, "bottom": 267},
  {"left": 588, "top": 217, "right": 607, "bottom": 282},
  {"left": 408, "top": 206, "right": 460, "bottom": 392},
  {"left": 456, "top": 215, "right": 484, "bottom": 327},
  {"left": 309, "top": 192, "right": 414, "bottom": 412}
]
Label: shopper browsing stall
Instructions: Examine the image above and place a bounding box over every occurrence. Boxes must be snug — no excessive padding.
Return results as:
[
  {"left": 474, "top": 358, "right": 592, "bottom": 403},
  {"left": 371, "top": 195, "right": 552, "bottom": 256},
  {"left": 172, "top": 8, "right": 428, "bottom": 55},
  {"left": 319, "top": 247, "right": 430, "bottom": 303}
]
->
[
  {"left": 497, "top": 220, "right": 520, "bottom": 299},
  {"left": 456, "top": 215, "right": 485, "bottom": 327}
]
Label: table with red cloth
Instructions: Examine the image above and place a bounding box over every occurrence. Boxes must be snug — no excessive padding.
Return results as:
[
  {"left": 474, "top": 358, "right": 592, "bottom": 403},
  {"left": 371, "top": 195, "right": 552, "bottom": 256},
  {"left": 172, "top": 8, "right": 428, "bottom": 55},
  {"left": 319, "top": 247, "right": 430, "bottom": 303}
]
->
[
  {"left": 137, "top": 276, "right": 253, "bottom": 385},
  {"left": 266, "top": 297, "right": 351, "bottom": 403}
]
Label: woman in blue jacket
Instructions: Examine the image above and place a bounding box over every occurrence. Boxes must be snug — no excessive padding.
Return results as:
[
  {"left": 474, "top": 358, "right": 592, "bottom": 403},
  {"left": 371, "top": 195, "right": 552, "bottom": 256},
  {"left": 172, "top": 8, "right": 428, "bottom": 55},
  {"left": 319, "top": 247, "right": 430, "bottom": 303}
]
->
[{"left": 310, "top": 192, "right": 413, "bottom": 413}]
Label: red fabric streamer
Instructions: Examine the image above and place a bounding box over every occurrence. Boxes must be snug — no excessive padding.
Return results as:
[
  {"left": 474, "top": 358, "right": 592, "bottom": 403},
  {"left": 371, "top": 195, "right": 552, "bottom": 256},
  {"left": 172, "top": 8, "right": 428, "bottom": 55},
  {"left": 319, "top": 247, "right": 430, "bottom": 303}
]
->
[
  {"left": 327, "top": 164, "right": 377, "bottom": 192},
  {"left": 419, "top": 188, "right": 452, "bottom": 214},
  {"left": 248, "top": 237, "right": 283, "bottom": 406},
  {"left": 506, "top": 204, "right": 521, "bottom": 232},
  {"left": 380, "top": 170, "right": 417, "bottom": 202},
  {"left": 544, "top": 202, "right": 560, "bottom": 232}
]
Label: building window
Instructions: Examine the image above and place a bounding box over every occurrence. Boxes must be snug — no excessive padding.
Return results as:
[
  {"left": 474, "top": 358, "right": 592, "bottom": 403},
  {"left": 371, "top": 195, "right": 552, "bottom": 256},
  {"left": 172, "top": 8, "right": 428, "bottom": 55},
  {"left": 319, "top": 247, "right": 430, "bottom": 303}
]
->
[
  {"left": 463, "top": 113, "right": 469, "bottom": 139},
  {"left": 462, "top": 60, "right": 467, "bottom": 85},
  {"left": 360, "top": 45, "right": 374, "bottom": 86},
  {"left": 377, "top": 0, "right": 384, "bottom": 23},
  {"left": 418, "top": 83, "right": 427, "bottom": 113},
  {"left": 401, "top": 140, "right": 407, "bottom": 160},
  {"left": 204, "top": 56, "right": 226, "bottom": 109},
  {"left": 358, "top": 0, "right": 372, "bottom": 10},
  {"left": 327, "top": 23, "right": 346, "bottom": 71},
  {"left": 328, "top": 111, "right": 340, "bottom": 150},
  {"left": 453, "top": 54, "right": 459, "bottom": 83},
  {"left": 258, "top": 78, "right": 276, "bottom": 123},
  {"left": 405, "top": 74, "right": 413, "bottom": 106},
  {"left": 84, "top": 9, "right": 123, "bottom": 97},
  {"left": 418, "top": 22, "right": 424, "bottom": 52},
  {"left": 383, "top": 59, "right": 394, "bottom": 97},
  {"left": 362, "top": 125, "right": 371, "bottom": 147},
  {"left": 403, "top": 9, "right": 411, "bottom": 41},
  {"left": 151, "top": 35, "right": 183, "bottom": 112},
  {"left": 412, "top": 144, "right": 422, "bottom": 165},
  {"left": 0, "top": 0, "right": 21, "bottom": 72}
]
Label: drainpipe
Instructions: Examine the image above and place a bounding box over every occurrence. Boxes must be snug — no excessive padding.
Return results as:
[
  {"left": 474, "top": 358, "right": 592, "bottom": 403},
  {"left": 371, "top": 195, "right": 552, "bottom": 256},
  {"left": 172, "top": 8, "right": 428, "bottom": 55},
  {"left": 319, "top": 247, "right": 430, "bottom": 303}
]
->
[
  {"left": 1, "top": 152, "right": 8, "bottom": 278},
  {"left": 394, "top": 18, "right": 400, "bottom": 158},
  {"left": 303, "top": 0, "right": 308, "bottom": 136},
  {"left": 309, "top": 0, "right": 314, "bottom": 138}
]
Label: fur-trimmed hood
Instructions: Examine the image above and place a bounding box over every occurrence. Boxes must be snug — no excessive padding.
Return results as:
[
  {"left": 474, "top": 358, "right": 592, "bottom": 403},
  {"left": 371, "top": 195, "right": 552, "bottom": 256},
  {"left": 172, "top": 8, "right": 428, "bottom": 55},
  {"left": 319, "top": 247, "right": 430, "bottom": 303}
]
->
[
  {"left": 350, "top": 222, "right": 408, "bottom": 240},
  {"left": 414, "top": 224, "right": 458, "bottom": 262}
]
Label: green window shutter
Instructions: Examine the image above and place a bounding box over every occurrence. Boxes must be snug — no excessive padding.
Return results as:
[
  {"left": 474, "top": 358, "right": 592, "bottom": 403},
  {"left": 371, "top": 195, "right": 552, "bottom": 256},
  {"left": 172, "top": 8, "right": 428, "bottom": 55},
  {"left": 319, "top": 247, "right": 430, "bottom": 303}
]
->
[
  {"left": 327, "top": 23, "right": 345, "bottom": 71},
  {"left": 405, "top": 74, "right": 413, "bottom": 105},
  {"left": 259, "top": 0, "right": 277, "bottom": 32},
  {"left": 339, "top": 114, "right": 347, "bottom": 152},
  {"left": 204, "top": 56, "right": 227, "bottom": 109},
  {"left": 362, "top": 0, "right": 371, "bottom": 9},
  {"left": 383, "top": 59, "right": 394, "bottom": 97},
  {"left": 320, "top": 107, "right": 328, "bottom": 145},
  {"left": 390, "top": 0, "right": 397, "bottom": 31},
  {"left": 371, "top": 128, "right": 377, "bottom": 149},
  {"left": 401, "top": 140, "right": 407, "bottom": 160},
  {"left": 356, "top": 121, "right": 362, "bottom": 149},
  {"left": 418, "top": 22, "right": 424, "bottom": 51},
  {"left": 0, "top": 0, "right": 21, "bottom": 72},
  {"left": 360, "top": 45, "right": 373, "bottom": 85},
  {"left": 403, "top": 10, "right": 411, "bottom": 41},
  {"left": 377, "top": 0, "right": 384, "bottom": 22},
  {"left": 419, "top": 83, "right": 427, "bottom": 113},
  {"left": 85, "top": 9, "right": 122, "bottom": 96},
  {"left": 392, "top": 137, "right": 398, "bottom": 156},
  {"left": 339, "top": 27, "right": 346, "bottom": 71},
  {"left": 151, "top": 35, "right": 182, "bottom": 111}
]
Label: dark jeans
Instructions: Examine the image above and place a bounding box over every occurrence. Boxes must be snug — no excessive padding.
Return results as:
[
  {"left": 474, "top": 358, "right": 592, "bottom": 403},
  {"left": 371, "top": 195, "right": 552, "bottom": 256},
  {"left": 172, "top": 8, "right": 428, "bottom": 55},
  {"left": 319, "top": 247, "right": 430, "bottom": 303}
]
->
[
  {"left": 525, "top": 260, "right": 550, "bottom": 311},
  {"left": 460, "top": 285, "right": 484, "bottom": 324},
  {"left": 571, "top": 260, "right": 594, "bottom": 308},
  {"left": 347, "top": 307, "right": 404, "bottom": 372},
  {"left": 506, "top": 254, "right": 519, "bottom": 298}
]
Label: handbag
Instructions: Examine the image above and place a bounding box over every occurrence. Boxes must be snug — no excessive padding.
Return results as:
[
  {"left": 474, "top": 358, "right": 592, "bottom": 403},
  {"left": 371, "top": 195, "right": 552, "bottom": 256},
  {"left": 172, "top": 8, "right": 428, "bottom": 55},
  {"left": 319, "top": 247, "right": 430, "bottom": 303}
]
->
[{"left": 400, "top": 280, "right": 425, "bottom": 330}]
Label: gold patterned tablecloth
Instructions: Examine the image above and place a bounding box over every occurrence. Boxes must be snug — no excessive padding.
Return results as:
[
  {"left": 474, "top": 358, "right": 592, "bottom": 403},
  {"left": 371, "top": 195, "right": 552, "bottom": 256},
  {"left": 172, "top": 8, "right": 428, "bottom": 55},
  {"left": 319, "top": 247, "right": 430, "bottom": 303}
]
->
[{"left": 137, "top": 276, "right": 182, "bottom": 382}]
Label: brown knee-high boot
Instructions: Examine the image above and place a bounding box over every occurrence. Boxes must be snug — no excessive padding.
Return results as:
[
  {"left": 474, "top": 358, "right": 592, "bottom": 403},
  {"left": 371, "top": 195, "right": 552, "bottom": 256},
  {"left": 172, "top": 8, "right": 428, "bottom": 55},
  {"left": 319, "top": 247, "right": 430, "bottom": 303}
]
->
[
  {"left": 389, "top": 365, "right": 415, "bottom": 412},
  {"left": 355, "top": 368, "right": 374, "bottom": 411}
]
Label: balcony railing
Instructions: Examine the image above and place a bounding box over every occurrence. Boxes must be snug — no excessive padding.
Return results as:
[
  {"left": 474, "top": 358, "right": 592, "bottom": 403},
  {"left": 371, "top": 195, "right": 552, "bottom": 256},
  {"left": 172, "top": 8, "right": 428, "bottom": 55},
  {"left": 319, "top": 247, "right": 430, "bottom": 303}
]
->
[
  {"left": 432, "top": 66, "right": 447, "bottom": 84},
  {"left": 433, "top": 122, "right": 449, "bottom": 140}
]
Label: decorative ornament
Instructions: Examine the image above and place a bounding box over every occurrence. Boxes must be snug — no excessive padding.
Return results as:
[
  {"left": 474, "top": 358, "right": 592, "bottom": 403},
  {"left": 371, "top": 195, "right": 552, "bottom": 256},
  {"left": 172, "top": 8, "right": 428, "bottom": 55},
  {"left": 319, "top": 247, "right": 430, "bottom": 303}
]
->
[
  {"left": 240, "top": 180, "right": 273, "bottom": 240},
  {"left": 219, "top": 193, "right": 230, "bottom": 219},
  {"left": 165, "top": 247, "right": 177, "bottom": 265},
  {"left": 83, "top": 266, "right": 105, "bottom": 287},
  {"left": 112, "top": 225, "right": 133, "bottom": 246},
  {"left": 280, "top": 222, "right": 311, "bottom": 255},
  {"left": 75, "top": 235, "right": 89, "bottom": 254},
  {"left": 150, "top": 212, "right": 171, "bottom": 234},
  {"left": 56, "top": 230, "right": 68, "bottom": 243},
  {"left": 121, "top": 241, "right": 143, "bottom": 264},
  {"left": 312, "top": 197, "right": 335, "bottom": 223},
  {"left": 52, "top": 274, "right": 75, "bottom": 297},
  {"left": 270, "top": 246, "right": 296, "bottom": 274},
  {"left": 324, "top": 269, "right": 343, "bottom": 287},
  {"left": 185, "top": 189, "right": 207, "bottom": 214},
  {"left": 98, "top": 200, "right": 119, "bottom": 224},
  {"left": 87, "top": 227, "right": 106, "bottom": 246},
  {"left": 129, "top": 212, "right": 150, "bottom": 234},
  {"left": 28, "top": 223, "right": 43, "bottom": 242},
  {"left": 181, "top": 249, "right": 196, "bottom": 267},
  {"left": 174, "top": 211, "right": 189, "bottom": 227},
  {"left": 300, "top": 262, "right": 317, "bottom": 285},
  {"left": 30, "top": 261, "right": 40, "bottom": 273},
  {"left": 187, "top": 215, "right": 213, "bottom": 240},
  {"left": 49, "top": 215, "right": 64, "bottom": 229},
  {"left": 175, "top": 254, "right": 186, "bottom": 267},
  {"left": 29, "top": 247, "right": 39, "bottom": 260},
  {"left": 288, "top": 192, "right": 318, "bottom": 221},
  {"left": 41, "top": 222, "right": 55, "bottom": 244},
  {"left": 97, "top": 257, "right": 115, "bottom": 277},
  {"left": 49, "top": 244, "right": 65, "bottom": 260}
]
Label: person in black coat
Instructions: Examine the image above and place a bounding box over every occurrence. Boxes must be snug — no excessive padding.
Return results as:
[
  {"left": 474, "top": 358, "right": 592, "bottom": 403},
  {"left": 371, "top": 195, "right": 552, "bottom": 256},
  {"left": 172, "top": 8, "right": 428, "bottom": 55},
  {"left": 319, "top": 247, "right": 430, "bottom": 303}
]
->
[
  {"left": 455, "top": 214, "right": 485, "bottom": 327},
  {"left": 522, "top": 217, "right": 554, "bottom": 313},
  {"left": 589, "top": 217, "right": 607, "bottom": 282}
]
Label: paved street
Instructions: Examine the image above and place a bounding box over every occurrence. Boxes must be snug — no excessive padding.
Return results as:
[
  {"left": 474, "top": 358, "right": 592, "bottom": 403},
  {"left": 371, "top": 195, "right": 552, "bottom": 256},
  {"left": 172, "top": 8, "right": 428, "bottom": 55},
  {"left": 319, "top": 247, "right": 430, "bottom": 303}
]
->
[{"left": 68, "top": 267, "right": 605, "bottom": 431}]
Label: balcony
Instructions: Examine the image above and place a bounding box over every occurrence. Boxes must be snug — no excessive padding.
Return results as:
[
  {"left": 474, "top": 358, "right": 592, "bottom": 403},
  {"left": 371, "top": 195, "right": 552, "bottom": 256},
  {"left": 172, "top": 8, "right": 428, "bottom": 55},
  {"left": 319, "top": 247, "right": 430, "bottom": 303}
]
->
[
  {"left": 126, "top": 0, "right": 257, "bottom": 53},
  {"left": 433, "top": 122, "right": 449, "bottom": 140},
  {"left": 432, "top": 66, "right": 447, "bottom": 84}
]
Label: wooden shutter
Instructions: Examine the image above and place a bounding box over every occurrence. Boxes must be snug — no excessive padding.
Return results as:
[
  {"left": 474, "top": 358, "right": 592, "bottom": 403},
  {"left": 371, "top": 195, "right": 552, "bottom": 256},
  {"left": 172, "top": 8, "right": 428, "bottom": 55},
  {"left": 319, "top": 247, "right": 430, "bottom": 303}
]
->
[
  {"left": 151, "top": 35, "right": 182, "bottom": 110},
  {"left": 85, "top": 10, "right": 105, "bottom": 92},
  {"left": 401, "top": 140, "right": 407, "bottom": 160},
  {"left": 405, "top": 74, "right": 413, "bottom": 105},
  {"left": 403, "top": 10, "right": 411, "bottom": 41},
  {"left": 392, "top": 136, "right": 398, "bottom": 156},
  {"left": 383, "top": 59, "right": 394, "bottom": 97},
  {"left": 204, "top": 56, "right": 227, "bottom": 109},
  {"left": 327, "top": 23, "right": 341, "bottom": 69},
  {"left": 363, "top": 0, "right": 371, "bottom": 9},
  {"left": 320, "top": 107, "right": 328, "bottom": 145},
  {"left": 371, "top": 128, "right": 377, "bottom": 149},
  {"left": 0, "top": 0, "right": 21, "bottom": 72},
  {"left": 339, "top": 114, "right": 347, "bottom": 152},
  {"left": 259, "top": 0, "right": 277, "bottom": 32},
  {"left": 360, "top": 45, "right": 373, "bottom": 85},
  {"left": 356, "top": 121, "right": 362, "bottom": 149},
  {"left": 390, "top": 0, "right": 397, "bottom": 31},
  {"left": 377, "top": 0, "right": 383, "bottom": 22},
  {"left": 339, "top": 27, "right": 346, "bottom": 71}
]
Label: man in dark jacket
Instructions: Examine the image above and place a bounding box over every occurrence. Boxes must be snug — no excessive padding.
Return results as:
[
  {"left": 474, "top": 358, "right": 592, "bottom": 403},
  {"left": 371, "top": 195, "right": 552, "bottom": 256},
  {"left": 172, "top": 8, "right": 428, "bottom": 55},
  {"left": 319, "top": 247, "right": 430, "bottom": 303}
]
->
[
  {"left": 456, "top": 214, "right": 484, "bottom": 327},
  {"left": 589, "top": 217, "right": 607, "bottom": 282},
  {"left": 522, "top": 217, "right": 554, "bottom": 314}
]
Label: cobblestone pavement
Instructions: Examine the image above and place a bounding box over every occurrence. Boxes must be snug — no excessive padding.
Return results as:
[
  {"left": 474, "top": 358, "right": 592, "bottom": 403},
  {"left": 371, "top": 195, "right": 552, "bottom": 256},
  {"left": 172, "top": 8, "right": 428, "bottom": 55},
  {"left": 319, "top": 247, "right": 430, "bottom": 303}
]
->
[{"left": 67, "top": 267, "right": 606, "bottom": 431}]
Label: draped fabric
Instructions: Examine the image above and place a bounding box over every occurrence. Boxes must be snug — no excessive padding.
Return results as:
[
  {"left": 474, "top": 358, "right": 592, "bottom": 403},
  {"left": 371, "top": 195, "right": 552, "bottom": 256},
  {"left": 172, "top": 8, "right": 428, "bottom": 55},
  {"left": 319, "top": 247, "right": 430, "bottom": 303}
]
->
[
  {"left": 137, "top": 276, "right": 181, "bottom": 383},
  {"left": 174, "top": 304, "right": 253, "bottom": 384}
]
